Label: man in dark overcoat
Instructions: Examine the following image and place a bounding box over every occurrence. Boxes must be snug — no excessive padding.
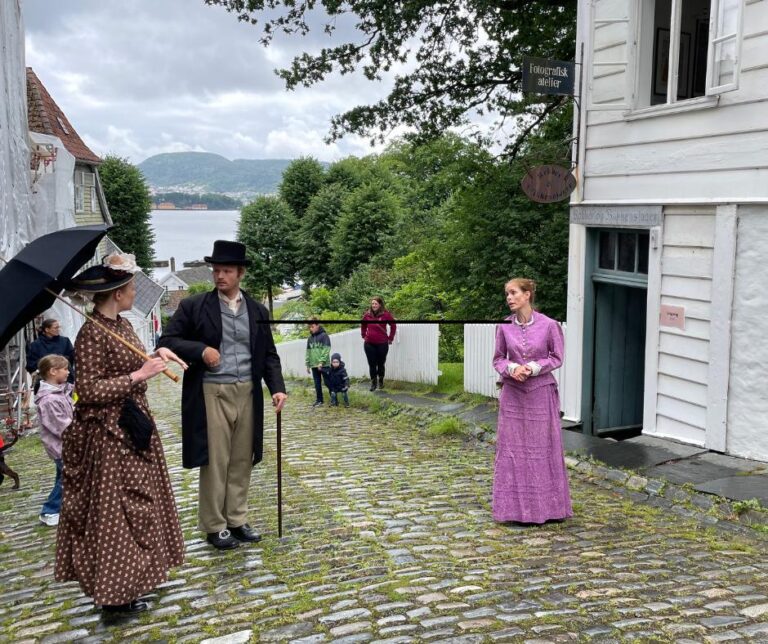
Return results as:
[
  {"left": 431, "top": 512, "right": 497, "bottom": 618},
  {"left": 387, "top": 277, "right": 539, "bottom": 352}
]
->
[{"left": 158, "top": 240, "right": 287, "bottom": 550}]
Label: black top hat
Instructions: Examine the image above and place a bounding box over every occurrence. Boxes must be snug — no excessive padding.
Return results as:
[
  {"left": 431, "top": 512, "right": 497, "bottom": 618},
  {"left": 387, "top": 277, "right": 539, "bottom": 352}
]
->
[
  {"left": 204, "top": 240, "right": 251, "bottom": 266},
  {"left": 65, "top": 265, "right": 134, "bottom": 293}
]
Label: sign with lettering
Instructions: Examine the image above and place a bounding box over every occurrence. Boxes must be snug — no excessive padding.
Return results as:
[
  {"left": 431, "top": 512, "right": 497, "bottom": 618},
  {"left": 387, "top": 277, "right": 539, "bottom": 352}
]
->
[
  {"left": 522, "top": 56, "right": 576, "bottom": 96},
  {"left": 521, "top": 165, "right": 576, "bottom": 203},
  {"left": 660, "top": 304, "right": 685, "bottom": 331},
  {"left": 570, "top": 205, "right": 663, "bottom": 228}
]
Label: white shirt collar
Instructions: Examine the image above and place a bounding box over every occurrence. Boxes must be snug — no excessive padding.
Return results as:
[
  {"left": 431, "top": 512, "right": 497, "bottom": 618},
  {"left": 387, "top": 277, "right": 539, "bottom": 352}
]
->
[
  {"left": 513, "top": 312, "right": 535, "bottom": 327},
  {"left": 218, "top": 290, "right": 242, "bottom": 313}
]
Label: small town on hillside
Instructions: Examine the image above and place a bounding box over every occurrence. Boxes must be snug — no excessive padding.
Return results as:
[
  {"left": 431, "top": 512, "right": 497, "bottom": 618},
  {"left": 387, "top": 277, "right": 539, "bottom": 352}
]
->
[{"left": 1, "top": 0, "right": 768, "bottom": 642}]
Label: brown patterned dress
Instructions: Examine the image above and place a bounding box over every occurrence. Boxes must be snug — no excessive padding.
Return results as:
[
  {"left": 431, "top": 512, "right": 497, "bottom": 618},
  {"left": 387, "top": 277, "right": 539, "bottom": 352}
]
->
[{"left": 55, "top": 310, "right": 184, "bottom": 606}]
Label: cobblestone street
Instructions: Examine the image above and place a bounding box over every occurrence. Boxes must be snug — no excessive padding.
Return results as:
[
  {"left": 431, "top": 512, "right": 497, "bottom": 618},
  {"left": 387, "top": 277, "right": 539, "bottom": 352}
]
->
[{"left": 1, "top": 377, "right": 768, "bottom": 643}]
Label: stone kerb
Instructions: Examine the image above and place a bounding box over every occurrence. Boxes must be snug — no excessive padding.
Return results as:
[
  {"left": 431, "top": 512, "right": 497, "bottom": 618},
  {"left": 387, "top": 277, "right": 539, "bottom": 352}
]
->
[{"left": 276, "top": 324, "right": 440, "bottom": 384}]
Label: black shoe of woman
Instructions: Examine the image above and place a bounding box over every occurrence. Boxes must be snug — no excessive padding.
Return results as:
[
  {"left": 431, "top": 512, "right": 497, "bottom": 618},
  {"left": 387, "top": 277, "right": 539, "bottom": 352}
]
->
[
  {"left": 369, "top": 380, "right": 377, "bottom": 391},
  {"left": 101, "top": 599, "right": 149, "bottom": 615}
]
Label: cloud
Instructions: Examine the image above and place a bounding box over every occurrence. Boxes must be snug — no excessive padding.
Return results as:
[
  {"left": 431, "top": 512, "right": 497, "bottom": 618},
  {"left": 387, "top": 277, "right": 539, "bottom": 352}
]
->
[{"left": 22, "top": 0, "right": 399, "bottom": 164}]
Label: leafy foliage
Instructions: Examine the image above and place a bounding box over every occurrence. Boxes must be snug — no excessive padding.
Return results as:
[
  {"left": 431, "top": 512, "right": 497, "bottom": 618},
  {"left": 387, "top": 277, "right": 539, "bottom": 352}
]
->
[
  {"left": 330, "top": 181, "right": 400, "bottom": 278},
  {"left": 98, "top": 155, "right": 155, "bottom": 272},
  {"left": 237, "top": 196, "right": 297, "bottom": 314},
  {"left": 297, "top": 183, "right": 347, "bottom": 288},
  {"left": 278, "top": 157, "right": 326, "bottom": 219},
  {"left": 204, "top": 0, "right": 576, "bottom": 157},
  {"left": 187, "top": 282, "right": 214, "bottom": 295}
]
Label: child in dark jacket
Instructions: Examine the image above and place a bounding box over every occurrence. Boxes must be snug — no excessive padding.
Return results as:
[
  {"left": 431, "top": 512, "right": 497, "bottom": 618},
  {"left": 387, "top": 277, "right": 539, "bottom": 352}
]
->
[{"left": 327, "top": 353, "right": 350, "bottom": 407}]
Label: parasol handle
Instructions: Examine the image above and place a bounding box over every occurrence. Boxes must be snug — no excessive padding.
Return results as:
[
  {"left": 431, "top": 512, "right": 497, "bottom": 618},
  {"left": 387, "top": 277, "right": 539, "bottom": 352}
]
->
[{"left": 45, "top": 288, "right": 180, "bottom": 383}]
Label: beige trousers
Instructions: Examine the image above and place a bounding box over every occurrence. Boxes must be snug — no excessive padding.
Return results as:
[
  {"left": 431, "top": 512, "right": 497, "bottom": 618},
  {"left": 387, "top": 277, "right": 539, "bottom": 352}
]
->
[{"left": 199, "top": 382, "right": 254, "bottom": 533}]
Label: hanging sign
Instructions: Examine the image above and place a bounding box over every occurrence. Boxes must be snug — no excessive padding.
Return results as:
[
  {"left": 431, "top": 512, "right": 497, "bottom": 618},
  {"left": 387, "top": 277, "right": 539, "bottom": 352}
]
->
[
  {"left": 521, "top": 165, "right": 576, "bottom": 203},
  {"left": 522, "top": 56, "right": 576, "bottom": 96}
]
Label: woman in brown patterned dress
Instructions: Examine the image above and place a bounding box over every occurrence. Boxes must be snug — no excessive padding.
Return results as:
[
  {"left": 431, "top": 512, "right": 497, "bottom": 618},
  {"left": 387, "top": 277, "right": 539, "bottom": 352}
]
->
[{"left": 55, "top": 254, "right": 187, "bottom": 616}]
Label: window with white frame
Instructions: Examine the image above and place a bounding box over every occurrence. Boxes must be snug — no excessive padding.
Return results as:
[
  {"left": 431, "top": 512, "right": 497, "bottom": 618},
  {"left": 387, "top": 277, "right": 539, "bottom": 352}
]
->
[
  {"left": 638, "top": 0, "right": 743, "bottom": 107},
  {"left": 74, "top": 170, "right": 96, "bottom": 213}
]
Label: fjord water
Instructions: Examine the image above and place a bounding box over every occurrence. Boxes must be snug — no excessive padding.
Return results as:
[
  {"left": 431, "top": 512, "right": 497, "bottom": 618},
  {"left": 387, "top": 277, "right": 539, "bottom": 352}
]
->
[{"left": 150, "top": 209, "right": 239, "bottom": 277}]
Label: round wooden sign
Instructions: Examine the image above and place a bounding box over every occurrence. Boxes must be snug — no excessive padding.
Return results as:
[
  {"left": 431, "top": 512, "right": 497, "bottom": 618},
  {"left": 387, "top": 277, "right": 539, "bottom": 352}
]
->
[{"left": 520, "top": 165, "right": 576, "bottom": 203}]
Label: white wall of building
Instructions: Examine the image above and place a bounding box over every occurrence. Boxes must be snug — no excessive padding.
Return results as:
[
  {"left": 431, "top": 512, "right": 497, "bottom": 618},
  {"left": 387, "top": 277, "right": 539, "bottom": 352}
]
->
[
  {"left": 580, "top": 0, "right": 768, "bottom": 204},
  {"left": 726, "top": 205, "right": 768, "bottom": 462},
  {"left": 276, "top": 325, "right": 439, "bottom": 385}
]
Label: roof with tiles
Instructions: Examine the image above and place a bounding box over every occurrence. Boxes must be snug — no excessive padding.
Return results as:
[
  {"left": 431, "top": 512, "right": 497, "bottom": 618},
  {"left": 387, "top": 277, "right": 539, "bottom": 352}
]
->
[
  {"left": 174, "top": 266, "right": 214, "bottom": 286},
  {"left": 26, "top": 67, "right": 102, "bottom": 165}
]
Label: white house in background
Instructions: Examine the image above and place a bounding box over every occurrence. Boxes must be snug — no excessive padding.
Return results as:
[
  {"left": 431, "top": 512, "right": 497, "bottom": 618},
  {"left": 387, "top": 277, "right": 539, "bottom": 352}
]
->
[
  {"left": 158, "top": 265, "right": 214, "bottom": 316},
  {"left": 565, "top": 0, "right": 768, "bottom": 461},
  {"left": 158, "top": 265, "right": 214, "bottom": 293}
]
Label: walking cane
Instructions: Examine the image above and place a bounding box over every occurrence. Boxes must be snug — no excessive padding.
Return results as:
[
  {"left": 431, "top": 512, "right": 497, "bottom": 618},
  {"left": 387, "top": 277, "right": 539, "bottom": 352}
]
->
[{"left": 276, "top": 409, "right": 283, "bottom": 538}]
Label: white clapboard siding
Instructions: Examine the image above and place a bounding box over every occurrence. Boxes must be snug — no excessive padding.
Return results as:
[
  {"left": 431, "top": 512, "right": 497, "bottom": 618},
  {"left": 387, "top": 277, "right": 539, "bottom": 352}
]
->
[
  {"left": 652, "top": 209, "right": 715, "bottom": 445},
  {"left": 276, "top": 325, "right": 439, "bottom": 385},
  {"left": 463, "top": 323, "right": 566, "bottom": 410},
  {"left": 580, "top": 0, "right": 768, "bottom": 203}
]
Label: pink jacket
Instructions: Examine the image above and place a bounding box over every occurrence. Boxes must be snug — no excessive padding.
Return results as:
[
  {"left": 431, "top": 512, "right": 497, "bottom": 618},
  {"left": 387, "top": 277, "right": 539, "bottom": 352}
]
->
[
  {"left": 361, "top": 310, "right": 397, "bottom": 344},
  {"left": 34, "top": 381, "right": 74, "bottom": 460}
]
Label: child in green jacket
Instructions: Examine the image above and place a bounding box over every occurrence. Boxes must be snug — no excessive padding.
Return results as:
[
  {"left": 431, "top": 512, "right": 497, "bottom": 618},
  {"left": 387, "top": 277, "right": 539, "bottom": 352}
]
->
[{"left": 306, "top": 318, "right": 331, "bottom": 407}]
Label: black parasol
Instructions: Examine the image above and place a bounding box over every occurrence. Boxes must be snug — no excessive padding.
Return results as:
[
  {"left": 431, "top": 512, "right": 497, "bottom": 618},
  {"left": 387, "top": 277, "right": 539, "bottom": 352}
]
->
[{"left": 0, "top": 224, "right": 110, "bottom": 350}]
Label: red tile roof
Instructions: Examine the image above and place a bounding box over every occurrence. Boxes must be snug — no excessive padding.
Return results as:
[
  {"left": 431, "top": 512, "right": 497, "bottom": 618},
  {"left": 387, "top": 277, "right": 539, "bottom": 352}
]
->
[{"left": 26, "top": 67, "right": 102, "bottom": 165}]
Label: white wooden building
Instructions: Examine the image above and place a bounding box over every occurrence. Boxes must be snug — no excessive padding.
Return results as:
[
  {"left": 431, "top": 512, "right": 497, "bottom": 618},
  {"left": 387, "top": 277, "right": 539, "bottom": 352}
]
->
[{"left": 566, "top": 0, "right": 768, "bottom": 461}]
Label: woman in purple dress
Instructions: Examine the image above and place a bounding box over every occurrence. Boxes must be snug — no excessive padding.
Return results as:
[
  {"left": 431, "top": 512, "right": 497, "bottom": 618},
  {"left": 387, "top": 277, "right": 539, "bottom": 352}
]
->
[{"left": 492, "top": 278, "right": 572, "bottom": 524}]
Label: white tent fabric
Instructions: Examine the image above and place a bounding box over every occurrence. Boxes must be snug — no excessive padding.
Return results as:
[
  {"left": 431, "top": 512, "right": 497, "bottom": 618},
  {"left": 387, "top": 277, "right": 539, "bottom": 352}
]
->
[
  {"left": 0, "top": 0, "right": 32, "bottom": 260},
  {"left": 28, "top": 132, "right": 83, "bottom": 341}
]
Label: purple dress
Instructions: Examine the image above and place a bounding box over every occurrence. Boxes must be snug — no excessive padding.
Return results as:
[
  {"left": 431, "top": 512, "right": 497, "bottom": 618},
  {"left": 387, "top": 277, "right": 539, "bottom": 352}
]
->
[{"left": 492, "top": 312, "right": 572, "bottom": 523}]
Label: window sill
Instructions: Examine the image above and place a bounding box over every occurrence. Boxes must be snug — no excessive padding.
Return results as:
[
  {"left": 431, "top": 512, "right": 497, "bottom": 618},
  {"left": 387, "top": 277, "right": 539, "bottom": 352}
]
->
[{"left": 623, "top": 95, "right": 719, "bottom": 121}]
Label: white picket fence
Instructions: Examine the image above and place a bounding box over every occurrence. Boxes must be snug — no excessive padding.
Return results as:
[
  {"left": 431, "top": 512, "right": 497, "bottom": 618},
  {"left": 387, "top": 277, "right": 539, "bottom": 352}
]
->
[
  {"left": 463, "top": 323, "right": 567, "bottom": 409},
  {"left": 275, "top": 324, "right": 440, "bottom": 385}
]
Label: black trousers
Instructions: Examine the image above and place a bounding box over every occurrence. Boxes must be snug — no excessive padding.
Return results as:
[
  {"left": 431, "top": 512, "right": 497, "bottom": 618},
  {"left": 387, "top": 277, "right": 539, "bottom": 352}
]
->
[
  {"left": 311, "top": 367, "right": 329, "bottom": 402},
  {"left": 364, "top": 342, "right": 389, "bottom": 381}
]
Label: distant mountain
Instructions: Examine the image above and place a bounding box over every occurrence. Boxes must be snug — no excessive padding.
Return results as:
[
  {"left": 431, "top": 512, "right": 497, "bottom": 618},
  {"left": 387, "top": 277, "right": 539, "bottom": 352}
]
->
[{"left": 138, "top": 152, "right": 295, "bottom": 195}]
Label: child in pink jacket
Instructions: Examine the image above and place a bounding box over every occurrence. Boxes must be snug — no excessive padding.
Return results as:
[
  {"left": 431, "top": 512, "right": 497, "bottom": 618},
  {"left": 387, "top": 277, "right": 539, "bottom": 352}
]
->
[{"left": 34, "top": 354, "right": 74, "bottom": 527}]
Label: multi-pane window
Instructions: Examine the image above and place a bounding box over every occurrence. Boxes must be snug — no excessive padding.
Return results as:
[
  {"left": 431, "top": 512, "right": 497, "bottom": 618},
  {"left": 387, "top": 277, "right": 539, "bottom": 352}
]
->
[
  {"left": 598, "top": 231, "right": 649, "bottom": 275},
  {"left": 646, "top": 0, "right": 742, "bottom": 107},
  {"left": 75, "top": 171, "right": 96, "bottom": 213}
]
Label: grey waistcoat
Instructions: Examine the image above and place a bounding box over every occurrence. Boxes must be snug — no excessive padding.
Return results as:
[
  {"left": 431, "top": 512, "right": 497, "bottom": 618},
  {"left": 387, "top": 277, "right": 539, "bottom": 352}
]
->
[{"left": 203, "top": 299, "right": 252, "bottom": 383}]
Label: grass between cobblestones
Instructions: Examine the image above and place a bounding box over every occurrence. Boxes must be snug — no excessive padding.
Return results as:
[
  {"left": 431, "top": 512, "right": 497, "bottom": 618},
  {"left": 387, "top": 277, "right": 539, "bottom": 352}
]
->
[{"left": 0, "top": 374, "right": 767, "bottom": 642}]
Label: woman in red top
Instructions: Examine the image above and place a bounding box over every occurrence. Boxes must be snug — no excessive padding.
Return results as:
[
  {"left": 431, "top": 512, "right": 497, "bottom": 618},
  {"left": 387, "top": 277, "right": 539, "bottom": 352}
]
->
[{"left": 361, "top": 296, "right": 397, "bottom": 391}]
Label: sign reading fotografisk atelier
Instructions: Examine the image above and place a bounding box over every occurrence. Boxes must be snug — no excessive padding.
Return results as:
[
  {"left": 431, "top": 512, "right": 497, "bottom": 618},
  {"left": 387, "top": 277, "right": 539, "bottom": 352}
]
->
[
  {"left": 522, "top": 56, "right": 575, "bottom": 96},
  {"left": 521, "top": 165, "right": 576, "bottom": 203}
]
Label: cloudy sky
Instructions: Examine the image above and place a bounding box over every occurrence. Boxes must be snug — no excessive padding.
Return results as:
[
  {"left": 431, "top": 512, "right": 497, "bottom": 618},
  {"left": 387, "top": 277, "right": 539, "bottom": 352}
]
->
[{"left": 22, "top": 0, "right": 397, "bottom": 164}]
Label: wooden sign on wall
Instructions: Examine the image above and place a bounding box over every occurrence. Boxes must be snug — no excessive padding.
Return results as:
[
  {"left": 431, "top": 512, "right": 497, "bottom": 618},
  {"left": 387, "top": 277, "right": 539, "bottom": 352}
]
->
[{"left": 520, "top": 165, "right": 576, "bottom": 203}]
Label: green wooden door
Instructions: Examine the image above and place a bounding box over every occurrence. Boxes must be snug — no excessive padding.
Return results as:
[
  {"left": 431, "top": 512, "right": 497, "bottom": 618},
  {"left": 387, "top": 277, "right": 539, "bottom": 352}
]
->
[{"left": 592, "top": 282, "right": 647, "bottom": 434}]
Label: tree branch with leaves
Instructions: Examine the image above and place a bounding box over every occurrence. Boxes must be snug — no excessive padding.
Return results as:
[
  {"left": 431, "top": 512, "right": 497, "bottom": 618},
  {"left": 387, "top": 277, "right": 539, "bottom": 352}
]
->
[{"left": 204, "top": 0, "right": 576, "bottom": 158}]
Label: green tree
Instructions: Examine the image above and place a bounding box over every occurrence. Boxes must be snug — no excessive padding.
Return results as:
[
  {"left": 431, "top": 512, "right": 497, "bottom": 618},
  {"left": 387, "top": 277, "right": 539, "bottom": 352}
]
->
[
  {"left": 205, "top": 0, "right": 575, "bottom": 159},
  {"left": 237, "top": 196, "right": 298, "bottom": 315},
  {"left": 435, "top": 111, "right": 572, "bottom": 321},
  {"left": 325, "top": 156, "right": 375, "bottom": 191},
  {"left": 330, "top": 181, "right": 400, "bottom": 278},
  {"left": 98, "top": 155, "right": 155, "bottom": 271},
  {"left": 278, "top": 157, "right": 326, "bottom": 219},
  {"left": 297, "top": 183, "right": 347, "bottom": 289},
  {"left": 186, "top": 281, "right": 213, "bottom": 295}
]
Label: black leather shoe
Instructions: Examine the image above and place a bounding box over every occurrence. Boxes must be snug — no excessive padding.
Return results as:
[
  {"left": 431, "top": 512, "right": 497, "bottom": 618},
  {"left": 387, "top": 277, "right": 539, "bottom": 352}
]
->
[
  {"left": 369, "top": 380, "right": 377, "bottom": 391},
  {"left": 228, "top": 523, "right": 262, "bottom": 543},
  {"left": 378, "top": 378, "right": 384, "bottom": 389},
  {"left": 206, "top": 528, "right": 240, "bottom": 550},
  {"left": 102, "top": 599, "right": 149, "bottom": 615}
]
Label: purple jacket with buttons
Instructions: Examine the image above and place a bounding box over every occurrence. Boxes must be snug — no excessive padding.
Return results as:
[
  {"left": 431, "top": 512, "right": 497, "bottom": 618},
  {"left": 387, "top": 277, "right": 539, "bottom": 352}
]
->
[{"left": 493, "top": 312, "right": 564, "bottom": 393}]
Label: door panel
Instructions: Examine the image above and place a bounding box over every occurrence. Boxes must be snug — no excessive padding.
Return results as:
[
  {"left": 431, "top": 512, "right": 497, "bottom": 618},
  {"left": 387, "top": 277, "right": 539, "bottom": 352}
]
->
[{"left": 593, "top": 283, "right": 647, "bottom": 433}]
